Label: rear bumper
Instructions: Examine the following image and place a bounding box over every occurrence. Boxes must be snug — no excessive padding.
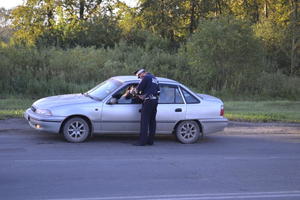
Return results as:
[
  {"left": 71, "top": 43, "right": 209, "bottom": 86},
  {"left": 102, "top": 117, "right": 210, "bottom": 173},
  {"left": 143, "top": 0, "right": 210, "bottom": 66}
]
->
[
  {"left": 24, "top": 108, "right": 64, "bottom": 133},
  {"left": 199, "top": 118, "right": 228, "bottom": 134}
]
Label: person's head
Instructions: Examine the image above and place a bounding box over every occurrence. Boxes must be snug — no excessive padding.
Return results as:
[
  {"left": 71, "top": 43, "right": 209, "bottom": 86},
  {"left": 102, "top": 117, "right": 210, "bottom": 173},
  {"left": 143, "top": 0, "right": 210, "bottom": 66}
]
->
[{"left": 134, "top": 69, "right": 147, "bottom": 79}]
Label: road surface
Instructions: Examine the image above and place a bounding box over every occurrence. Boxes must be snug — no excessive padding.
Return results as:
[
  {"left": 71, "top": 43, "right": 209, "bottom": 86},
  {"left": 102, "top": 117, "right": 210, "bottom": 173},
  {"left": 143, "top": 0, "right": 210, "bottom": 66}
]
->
[{"left": 0, "top": 119, "right": 300, "bottom": 200}]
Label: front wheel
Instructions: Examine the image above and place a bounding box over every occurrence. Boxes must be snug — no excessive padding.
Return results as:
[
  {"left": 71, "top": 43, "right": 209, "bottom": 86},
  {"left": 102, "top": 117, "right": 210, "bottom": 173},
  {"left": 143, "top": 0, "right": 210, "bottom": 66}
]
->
[
  {"left": 175, "top": 121, "right": 202, "bottom": 144},
  {"left": 62, "top": 117, "right": 90, "bottom": 143}
]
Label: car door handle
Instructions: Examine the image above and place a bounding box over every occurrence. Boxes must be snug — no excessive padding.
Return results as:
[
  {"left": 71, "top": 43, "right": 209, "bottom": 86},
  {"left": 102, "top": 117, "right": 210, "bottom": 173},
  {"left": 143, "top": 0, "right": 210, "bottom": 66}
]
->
[
  {"left": 139, "top": 109, "right": 142, "bottom": 113},
  {"left": 175, "top": 108, "right": 182, "bottom": 112}
]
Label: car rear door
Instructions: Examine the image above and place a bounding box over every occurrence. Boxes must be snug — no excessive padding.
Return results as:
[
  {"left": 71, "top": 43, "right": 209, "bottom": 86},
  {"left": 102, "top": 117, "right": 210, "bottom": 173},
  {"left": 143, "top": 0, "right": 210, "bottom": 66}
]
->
[{"left": 156, "top": 84, "right": 186, "bottom": 134}]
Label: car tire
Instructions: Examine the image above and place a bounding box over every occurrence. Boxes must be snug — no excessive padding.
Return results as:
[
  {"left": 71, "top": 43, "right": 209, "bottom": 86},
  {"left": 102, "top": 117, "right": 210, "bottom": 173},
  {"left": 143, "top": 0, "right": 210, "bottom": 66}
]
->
[
  {"left": 175, "top": 121, "right": 202, "bottom": 144},
  {"left": 62, "top": 117, "right": 90, "bottom": 143}
]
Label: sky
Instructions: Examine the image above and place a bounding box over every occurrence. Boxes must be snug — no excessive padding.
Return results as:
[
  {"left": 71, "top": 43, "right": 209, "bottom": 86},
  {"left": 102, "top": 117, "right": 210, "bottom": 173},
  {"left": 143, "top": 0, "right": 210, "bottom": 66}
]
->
[
  {"left": 0, "top": 0, "right": 137, "bottom": 9},
  {"left": 0, "top": 0, "right": 24, "bottom": 9}
]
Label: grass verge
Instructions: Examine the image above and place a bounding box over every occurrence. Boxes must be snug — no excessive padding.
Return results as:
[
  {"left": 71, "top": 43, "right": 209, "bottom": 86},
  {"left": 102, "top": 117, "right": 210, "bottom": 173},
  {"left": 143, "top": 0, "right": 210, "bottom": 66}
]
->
[
  {"left": 0, "top": 98, "right": 35, "bottom": 120},
  {"left": 0, "top": 98, "right": 299, "bottom": 123},
  {"left": 224, "top": 101, "right": 300, "bottom": 123}
]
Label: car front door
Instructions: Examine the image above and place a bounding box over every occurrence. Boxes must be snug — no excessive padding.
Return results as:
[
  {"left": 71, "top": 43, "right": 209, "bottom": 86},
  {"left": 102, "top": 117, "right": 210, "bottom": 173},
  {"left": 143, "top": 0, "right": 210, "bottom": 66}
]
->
[
  {"left": 101, "top": 83, "right": 142, "bottom": 133},
  {"left": 156, "top": 84, "right": 186, "bottom": 134}
]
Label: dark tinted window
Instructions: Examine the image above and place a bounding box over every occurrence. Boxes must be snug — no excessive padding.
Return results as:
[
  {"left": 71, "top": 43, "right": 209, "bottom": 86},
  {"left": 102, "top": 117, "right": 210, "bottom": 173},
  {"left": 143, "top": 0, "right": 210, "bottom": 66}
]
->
[
  {"left": 181, "top": 88, "right": 200, "bottom": 104},
  {"left": 159, "top": 85, "right": 184, "bottom": 104}
]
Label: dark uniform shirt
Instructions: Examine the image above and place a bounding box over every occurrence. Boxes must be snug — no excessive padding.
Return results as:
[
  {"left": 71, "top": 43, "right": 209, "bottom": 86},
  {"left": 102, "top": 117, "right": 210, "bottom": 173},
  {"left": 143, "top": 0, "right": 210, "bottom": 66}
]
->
[{"left": 136, "top": 73, "right": 160, "bottom": 97}]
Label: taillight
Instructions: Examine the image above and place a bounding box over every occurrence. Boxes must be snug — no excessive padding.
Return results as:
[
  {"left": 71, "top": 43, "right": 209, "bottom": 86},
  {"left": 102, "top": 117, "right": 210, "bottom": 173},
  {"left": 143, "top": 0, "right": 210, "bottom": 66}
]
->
[{"left": 220, "top": 105, "right": 224, "bottom": 116}]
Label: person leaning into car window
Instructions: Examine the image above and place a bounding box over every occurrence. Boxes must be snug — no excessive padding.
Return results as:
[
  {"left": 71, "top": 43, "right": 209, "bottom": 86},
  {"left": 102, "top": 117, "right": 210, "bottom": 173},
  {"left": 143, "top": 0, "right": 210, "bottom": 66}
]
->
[
  {"left": 121, "top": 85, "right": 142, "bottom": 104},
  {"left": 132, "top": 69, "right": 160, "bottom": 146}
]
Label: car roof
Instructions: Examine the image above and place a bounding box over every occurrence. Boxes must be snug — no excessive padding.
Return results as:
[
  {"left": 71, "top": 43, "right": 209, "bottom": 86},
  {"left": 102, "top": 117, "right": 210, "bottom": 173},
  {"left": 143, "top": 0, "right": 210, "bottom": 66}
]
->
[{"left": 111, "top": 75, "right": 179, "bottom": 84}]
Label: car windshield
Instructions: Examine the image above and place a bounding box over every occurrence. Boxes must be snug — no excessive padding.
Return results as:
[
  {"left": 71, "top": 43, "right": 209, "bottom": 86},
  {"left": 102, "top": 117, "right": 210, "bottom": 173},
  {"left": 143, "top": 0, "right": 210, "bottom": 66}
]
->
[{"left": 85, "top": 79, "right": 122, "bottom": 100}]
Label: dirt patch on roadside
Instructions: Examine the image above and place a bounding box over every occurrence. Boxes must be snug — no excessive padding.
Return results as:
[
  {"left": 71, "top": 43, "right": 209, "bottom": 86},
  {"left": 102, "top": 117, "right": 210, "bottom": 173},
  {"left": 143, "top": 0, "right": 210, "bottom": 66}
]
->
[{"left": 222, "top": 121, "right": 300, "bottom": 135}]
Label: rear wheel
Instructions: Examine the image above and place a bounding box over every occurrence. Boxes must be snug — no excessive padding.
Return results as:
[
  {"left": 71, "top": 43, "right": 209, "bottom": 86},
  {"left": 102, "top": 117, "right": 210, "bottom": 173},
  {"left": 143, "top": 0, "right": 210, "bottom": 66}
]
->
[
  {"left": 175, "top": 121, "right": 201, "bottom": 144},
  {"left": 62, "top": 117, "right": 90, "bottom": 143}
]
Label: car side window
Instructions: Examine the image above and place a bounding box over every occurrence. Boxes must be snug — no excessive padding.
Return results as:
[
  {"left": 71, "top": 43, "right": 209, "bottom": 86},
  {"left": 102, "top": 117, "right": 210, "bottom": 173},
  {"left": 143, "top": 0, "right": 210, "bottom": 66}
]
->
[
  {"left": 181, "top": 88, "right": 200, "bottom": 104},
  {"left": 112, "top": 84, "right": 142, "bottom": 104},
  {"left": 159, "top": 85, "right": 184, "bottom": 104}
]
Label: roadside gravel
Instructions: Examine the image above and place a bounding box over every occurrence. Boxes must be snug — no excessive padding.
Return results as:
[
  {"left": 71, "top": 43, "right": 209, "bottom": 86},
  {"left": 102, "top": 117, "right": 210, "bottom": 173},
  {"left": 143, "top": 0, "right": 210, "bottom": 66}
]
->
[{"left": 223, "top": 121, "right": 300, "bottom": 135}]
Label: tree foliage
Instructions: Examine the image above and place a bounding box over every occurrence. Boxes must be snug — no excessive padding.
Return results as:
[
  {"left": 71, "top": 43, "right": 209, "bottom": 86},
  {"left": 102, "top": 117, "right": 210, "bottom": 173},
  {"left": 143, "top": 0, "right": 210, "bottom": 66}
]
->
[
  {"left": 0, "top": 8, "right": 12, "bottom": 44},
  {"left": 0, "top": 0, "right": 299, "bottom": 99},
  {"left": 185, "top": 16, "right": 264, "bottom": 93},
  {"left": 10, "top": 0, "right": 117, "bottom": 47}
]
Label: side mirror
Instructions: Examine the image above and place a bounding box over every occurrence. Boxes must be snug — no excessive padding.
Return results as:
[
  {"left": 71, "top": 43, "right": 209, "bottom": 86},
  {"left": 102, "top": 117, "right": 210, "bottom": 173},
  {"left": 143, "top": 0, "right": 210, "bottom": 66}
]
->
[{"left": 108, "top": 98, "right": 118, "bottom": 105}]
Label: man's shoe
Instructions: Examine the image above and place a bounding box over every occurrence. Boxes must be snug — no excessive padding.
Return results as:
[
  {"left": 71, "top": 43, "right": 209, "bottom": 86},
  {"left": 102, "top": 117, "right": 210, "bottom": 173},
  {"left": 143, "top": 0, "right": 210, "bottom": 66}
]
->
[
  {"left": 132, "top": 142, "right": 146, "bottom": 146},
  {"left": 147, "top": 141, "right": 154, "bottom": 145}
]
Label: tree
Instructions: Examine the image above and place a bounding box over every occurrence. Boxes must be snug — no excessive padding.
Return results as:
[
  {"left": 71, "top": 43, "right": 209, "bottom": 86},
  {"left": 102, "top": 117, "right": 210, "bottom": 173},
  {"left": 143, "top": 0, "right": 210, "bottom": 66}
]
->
[
  {"left": 138, "top": 0, "right": 185, "bottom": 41},
  {"left": 229, "top": 0, "right": 261, "bottom": 23},
  {"left": 136, "top": 0, "right": 232, "bottom": 41},
  {"left": 71, "top": 16, "right": 121, "bottom": 48},
  {"left": 184, "top": 16, "right": 264, "bottom": 93},
  {"left": 11, "top": 0, "right": 59, "bottom": 45},
  {"left": 254, "top": 0, "right": 300, "bottom": 75},
  {"left": 10, "top": 0, "right": 114, "bottom": 46},
  {"left": 0, "top": 8, "right": 13, "bottom": 44},
  {"left": 289, "top": 0, "right": 300, "bottom": 75}
]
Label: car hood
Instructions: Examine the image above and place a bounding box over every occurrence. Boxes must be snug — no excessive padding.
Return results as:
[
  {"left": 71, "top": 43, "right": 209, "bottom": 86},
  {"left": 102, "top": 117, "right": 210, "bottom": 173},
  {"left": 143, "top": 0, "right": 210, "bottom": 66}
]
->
[
  {"left": 32, "top": 93, "right": 97, "bottom": 109},
  {"left": 197, "top": 93, "right": 223, "bottom": 104}
]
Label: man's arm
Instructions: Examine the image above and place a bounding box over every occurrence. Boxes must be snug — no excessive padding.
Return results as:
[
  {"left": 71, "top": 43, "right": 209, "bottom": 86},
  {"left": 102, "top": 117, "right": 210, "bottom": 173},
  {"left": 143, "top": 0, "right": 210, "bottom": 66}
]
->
[{"left": 136, "top": 76, "right": 149, "bottom": 94}]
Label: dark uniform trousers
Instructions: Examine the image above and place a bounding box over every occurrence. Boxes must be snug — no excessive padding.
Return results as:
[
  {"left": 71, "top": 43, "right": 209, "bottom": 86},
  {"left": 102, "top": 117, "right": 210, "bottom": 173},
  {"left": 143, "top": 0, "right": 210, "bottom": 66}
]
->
[{"left": 139, "top": 99, "right": 158, "bottom": 144}]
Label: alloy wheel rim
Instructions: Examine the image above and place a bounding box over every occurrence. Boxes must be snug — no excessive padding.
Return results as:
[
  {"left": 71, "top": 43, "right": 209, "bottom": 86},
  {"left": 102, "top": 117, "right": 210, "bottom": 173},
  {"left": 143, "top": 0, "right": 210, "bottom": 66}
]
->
[
  {"left": 67, "top": 121, "right": 86, "bottom": 139},
  {"left": 180, "top": 123, "right": 197, "bottom": 140}
]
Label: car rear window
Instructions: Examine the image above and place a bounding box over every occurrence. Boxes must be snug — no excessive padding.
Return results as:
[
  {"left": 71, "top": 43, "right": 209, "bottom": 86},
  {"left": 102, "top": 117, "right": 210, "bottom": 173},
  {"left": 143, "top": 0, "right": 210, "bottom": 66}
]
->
[
  {"left": 181, "top": 88, "right": 200, "bottom": 104},
  {"left": 159, "top": 85, "right": 184, "bottom": 104}
]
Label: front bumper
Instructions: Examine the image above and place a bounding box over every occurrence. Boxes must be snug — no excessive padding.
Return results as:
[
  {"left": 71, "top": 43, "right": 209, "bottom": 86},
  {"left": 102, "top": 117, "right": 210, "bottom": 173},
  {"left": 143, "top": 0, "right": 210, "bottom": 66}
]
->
[{"left": 24, "top": 108, "right": 65, "bottom": 133}]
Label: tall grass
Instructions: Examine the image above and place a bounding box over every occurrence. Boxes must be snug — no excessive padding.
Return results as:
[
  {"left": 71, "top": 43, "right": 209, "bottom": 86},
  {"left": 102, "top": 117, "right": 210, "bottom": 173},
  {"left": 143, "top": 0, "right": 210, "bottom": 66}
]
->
[
  {"left": 0, "top": 98, "right": 34, "bottom": 119},
  {"left": 225, "top": 101, "right": 300, "bottom": 122},
  {"left": 0, "top": 44, "right": 299, "bottom": 100}
]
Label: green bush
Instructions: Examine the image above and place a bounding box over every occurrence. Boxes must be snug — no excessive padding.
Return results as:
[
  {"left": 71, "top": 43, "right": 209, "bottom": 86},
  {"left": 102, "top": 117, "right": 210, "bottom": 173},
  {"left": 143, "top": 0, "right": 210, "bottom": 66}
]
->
[
  {"left": 0, "top": 42, "right": 299, "bottom": 100},
  {"left": 256, "top": 72, "right": 300, "bottom": 99},
  {"left": 0, "top": 44, "right": 182, "bottom": 98},
  {"left": 184, "top": 16, "right": 264, "bottom": 93}
]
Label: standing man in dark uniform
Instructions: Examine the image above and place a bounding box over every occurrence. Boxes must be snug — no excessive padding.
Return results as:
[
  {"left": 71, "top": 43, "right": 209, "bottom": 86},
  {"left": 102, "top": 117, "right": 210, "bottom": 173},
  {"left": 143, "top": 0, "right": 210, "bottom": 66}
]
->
[{"left": 133, "top": 69, "right": 160, "bottom": 146}]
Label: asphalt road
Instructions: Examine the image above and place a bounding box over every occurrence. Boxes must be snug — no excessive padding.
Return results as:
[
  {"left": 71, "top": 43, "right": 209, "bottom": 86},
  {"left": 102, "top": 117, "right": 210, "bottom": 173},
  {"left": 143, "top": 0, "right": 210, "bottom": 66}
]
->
[{"left": 0, "top": 119, "right": 300, "bottom": 200}]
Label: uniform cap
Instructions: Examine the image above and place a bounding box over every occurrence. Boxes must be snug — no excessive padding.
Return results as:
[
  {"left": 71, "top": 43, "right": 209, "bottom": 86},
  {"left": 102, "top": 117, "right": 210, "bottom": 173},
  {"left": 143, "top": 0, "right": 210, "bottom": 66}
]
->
[{"left": 134, "top": 69, "right": 145, "bottom": 77}]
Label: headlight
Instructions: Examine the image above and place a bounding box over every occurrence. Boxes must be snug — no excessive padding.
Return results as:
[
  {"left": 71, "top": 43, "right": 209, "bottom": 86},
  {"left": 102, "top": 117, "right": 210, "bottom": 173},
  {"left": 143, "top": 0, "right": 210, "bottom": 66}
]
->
[{"left": 35, "top": 109, "right": 52, "bottom": 116}]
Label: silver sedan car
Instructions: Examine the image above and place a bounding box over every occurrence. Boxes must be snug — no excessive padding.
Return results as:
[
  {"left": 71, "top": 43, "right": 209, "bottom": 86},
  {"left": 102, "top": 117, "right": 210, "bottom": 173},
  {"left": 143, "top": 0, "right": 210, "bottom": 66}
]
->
[{"left": 24, "top": 76, "right": 228, "bottom": 144}]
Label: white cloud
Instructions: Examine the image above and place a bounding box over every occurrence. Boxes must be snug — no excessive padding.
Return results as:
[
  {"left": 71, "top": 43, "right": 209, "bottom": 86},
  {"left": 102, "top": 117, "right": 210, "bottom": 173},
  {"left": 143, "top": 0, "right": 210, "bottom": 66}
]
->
[
  {"left": 123, "top": 0, "right": 138, "bottom": 7},
  {"left": 0, "top": 0, "right": 24, "bottom": 9}
]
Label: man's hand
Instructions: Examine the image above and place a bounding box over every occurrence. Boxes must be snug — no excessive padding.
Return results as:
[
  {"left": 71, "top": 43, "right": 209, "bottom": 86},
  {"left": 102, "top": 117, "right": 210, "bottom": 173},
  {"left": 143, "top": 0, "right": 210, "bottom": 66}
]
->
[{"left": 137, "top": 95, "right": 146, "bottom": 100}]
